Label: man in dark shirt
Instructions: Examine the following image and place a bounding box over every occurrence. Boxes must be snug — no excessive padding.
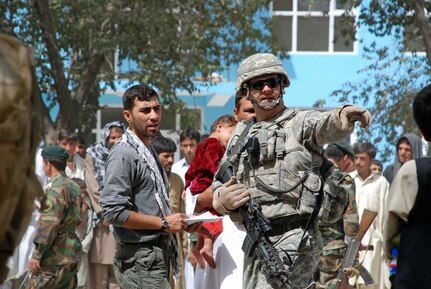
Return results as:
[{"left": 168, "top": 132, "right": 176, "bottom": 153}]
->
[{"left": 101, "top": 84, "right": 200, "bottom": 289}]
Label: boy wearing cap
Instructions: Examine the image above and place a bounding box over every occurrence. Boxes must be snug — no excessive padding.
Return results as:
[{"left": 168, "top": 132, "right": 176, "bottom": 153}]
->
[{"left": 28, "top": 146, "right": 82, "bottom": 289}]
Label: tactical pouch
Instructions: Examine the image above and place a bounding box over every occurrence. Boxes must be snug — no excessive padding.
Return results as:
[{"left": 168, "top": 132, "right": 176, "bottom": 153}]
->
[
  {"left": 318, "top": 179, "right": 338, "bottom": 223},
  {"left": 297, "top": 171, "right": 321, "bottom": 215},
  {"left": 318, "top": 170, "right": 349, "bottom": 224}
]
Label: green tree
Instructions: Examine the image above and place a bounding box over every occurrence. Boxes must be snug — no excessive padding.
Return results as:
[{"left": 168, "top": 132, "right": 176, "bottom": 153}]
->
[
  {"left": 332, "top": 0, "right": 431, "bottom": 161},
  {"left": 0, "top": 0, "right": 277, "bottom": 144}
]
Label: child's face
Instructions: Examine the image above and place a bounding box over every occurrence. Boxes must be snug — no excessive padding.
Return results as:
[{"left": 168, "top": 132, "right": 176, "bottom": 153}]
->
[
  {"left": 370, "top": 163, "right": 382, "bottom": 175},
  {"left": 217, "top": 124, "right": 235, "bottom": 148}
]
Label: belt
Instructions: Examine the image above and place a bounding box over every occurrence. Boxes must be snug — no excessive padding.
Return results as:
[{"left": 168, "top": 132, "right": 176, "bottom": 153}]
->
[
  {"left": 58, "top": 227, "right": 77, "bottom": 234},
  {"left": 119, "top": 236, "right": 167, "bottom": 247},
  {"left": 269, "top": 216, "right": 310, "bottom": 236}
]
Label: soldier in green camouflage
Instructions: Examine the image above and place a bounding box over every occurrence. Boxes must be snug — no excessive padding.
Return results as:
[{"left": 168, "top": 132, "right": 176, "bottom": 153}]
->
[
  {"left": 27, "top": 146, "right": 82, "bottom": 289},
  {"left": 212, "top": 53, "right": 371, "bottom": 289},
  {"left": 316, "top": 142, "right": 359, "bottom": 289}
]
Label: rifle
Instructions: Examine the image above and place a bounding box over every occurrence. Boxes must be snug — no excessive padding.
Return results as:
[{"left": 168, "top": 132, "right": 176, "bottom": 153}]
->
[
  {"left": 240, "top": 198, "right": 290, "bottom": 289},
  {"left": 336, "top": 209, "right": 377, "bottom": 289},
  {"left": 215, "top": 137, "right": 290, "bottom": 289}
]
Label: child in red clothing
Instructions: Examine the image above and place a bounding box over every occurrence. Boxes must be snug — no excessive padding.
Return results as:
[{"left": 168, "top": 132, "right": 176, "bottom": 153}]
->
[{"left": 185, "top": 115, "right": 236, "bottom": 269}]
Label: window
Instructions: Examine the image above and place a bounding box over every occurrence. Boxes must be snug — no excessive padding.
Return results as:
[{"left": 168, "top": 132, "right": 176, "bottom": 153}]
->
[{"left": 272, "top": 0, "right": 357, "bottom": 53}]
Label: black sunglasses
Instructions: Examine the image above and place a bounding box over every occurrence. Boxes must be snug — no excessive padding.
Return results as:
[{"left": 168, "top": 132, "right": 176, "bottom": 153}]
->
[{"left": 249, "top": 77, "right": 281, "bottom": 90}]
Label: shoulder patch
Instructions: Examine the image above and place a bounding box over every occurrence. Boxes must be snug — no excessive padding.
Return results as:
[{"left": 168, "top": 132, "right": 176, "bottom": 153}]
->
[{"left": 41, "top": 198, "right": 55, "bottom": 213}]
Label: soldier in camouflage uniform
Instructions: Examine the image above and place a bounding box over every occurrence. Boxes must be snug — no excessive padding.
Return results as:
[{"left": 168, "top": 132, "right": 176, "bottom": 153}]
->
[
  {"left": 212, "top": 53, "right": 371, "bottom": 289},
  {"left": 27, "top": 146, "right": 82, "bottom": 289},
  {"left": 0, "top": 34, "right": 43, "bottom": 282},
  {"left": 316, "top": 142, "right": 359, "bottom": 289}
]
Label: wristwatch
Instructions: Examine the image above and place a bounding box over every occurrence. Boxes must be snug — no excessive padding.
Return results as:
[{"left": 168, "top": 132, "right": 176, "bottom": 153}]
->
[{"left": 160, "top": 216, "right": 169, "bottom": 231}]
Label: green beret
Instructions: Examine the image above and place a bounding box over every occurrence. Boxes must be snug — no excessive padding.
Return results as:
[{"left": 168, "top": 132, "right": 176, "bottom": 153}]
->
[
  {"left": 41, "top": 146, "right": 69, "bottom": 161},
  {"left": 330, "top": 140, "right": 355, "bottom": 159}
]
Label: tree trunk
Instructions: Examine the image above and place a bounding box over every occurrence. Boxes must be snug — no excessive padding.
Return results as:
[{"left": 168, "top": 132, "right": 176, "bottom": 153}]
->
[
  {"left": 32, "top": 0, "right": 111, "bottom": 145},
  {"left": 412, "top": 0, "right": 431, "bottom": 64},
  {"left": 33, "top": 0, "right": 79, "bottom": 133}
]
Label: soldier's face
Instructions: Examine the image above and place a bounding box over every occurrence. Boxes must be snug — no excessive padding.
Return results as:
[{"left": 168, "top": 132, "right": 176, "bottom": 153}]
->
[
  {"left": 123, "top": 97, "right": 161, "bottom": 145},
  {"left": 42, "top": 160, "right": 52, "bottom": 177},
  {"left": 248, "top": 73, "right": 283, "bottom": 107},
  {"left": 247, "top": 73, "right": 285, "bottom": 121}
]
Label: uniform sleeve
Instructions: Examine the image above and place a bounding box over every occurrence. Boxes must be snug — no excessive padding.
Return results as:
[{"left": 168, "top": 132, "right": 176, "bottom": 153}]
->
[
  {"left": 383, "top": 160, "right": 418, "bottom": 256},
  {"left": 295, "top": 110, "right": 352, "bottom": 153},
  {"left": 32, "top": 186, "right": 66, "bottom": 260},
  {"left": 343, "top": 177, "right": 360, "bottom": 242}
]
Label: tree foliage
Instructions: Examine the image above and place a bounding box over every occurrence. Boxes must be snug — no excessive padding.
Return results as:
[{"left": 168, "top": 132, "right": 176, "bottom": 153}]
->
[
  {"left": 332, "top": 0, "right": 431, "bottom": 161},
  {"left": 0, "top": 0, "right": 277, "bottom": 144}
]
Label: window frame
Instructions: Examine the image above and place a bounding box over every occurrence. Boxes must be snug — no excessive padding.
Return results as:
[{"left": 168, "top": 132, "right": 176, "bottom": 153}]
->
[{"left": 271, "top": 0, "right": 359, "bottom": 55}]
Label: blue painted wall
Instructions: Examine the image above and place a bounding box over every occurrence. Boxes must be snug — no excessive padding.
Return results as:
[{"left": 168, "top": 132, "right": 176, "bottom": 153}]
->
[{"left": 96, "top": 8, "right": 402, "bottom": 166}]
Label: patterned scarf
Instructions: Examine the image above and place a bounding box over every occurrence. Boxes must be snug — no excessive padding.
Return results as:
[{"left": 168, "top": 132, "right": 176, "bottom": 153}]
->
[
  {"left": 87, "top": 121, "right": 126, "bottom": 189},
  {"left": 122, "top": 128, "right": 179, "bottom": 277}
]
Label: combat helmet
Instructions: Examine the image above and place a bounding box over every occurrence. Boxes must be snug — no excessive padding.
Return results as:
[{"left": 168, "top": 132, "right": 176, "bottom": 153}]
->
[{"left": 235, "top": 53, "right": 290, "bottom": 98}]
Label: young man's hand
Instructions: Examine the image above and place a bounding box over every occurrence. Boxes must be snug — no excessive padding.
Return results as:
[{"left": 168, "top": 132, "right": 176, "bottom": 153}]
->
[{"left": 165, "top": 213, "right": 188, "bottom": 232}]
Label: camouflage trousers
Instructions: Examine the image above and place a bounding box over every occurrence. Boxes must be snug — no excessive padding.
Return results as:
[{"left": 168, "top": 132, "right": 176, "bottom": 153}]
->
[
  {"left": 243, "top": 223, "right": 322, "bottom": 289},
  {"left": 26, "top": 263, "right": 77, "bottom": 289},
  {"left": 315, "top": 239, "right": 347, "bottom": 289},
  {"left": 113, "top": 239, "right": 171, "bottom": 289}
]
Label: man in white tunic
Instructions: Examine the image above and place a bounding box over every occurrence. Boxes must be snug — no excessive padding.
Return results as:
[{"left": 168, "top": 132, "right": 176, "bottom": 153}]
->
[{"left": 350, "top": 142, "right": 390, "bottom": 289}]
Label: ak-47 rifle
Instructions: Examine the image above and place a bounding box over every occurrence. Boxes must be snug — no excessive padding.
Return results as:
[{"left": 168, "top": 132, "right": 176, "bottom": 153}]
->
[{"left": 336, "top": 209, "right": 377, "bottom": 289}]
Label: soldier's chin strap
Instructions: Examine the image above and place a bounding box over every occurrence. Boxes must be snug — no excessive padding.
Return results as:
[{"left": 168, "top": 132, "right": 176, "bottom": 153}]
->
[
  {"left": 247, "top": 91, "right": 283, "bottom": 111},
  {"left": 245, "top": 83, "right": 284, "bottom": 111}
]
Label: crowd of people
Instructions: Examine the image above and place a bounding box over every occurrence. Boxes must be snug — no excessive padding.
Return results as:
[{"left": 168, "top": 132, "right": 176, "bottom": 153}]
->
[{"left": 1, "top": 50, "right": 430, "bottom": 289}]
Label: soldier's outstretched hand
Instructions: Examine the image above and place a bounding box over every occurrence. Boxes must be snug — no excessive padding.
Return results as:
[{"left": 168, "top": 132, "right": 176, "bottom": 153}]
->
[{"left": 336, "top": 104, "right": 372, "bottom": 130}]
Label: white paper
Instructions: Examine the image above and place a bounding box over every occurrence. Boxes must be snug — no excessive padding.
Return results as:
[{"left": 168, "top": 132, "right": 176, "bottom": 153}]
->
[{"left": 185, "top": 212, "right": 224, "bottom": 225}]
